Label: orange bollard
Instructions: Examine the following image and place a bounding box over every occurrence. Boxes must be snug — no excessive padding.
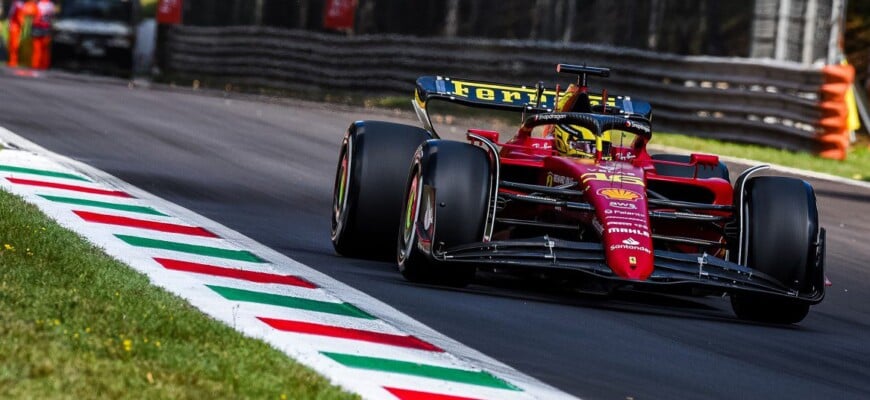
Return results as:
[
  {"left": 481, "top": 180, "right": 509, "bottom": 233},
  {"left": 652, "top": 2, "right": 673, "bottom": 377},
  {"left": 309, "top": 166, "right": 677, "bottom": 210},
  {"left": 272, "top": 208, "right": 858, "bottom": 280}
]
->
[{"left": 817, "top": 64, "right": 855, "bottom": 160}]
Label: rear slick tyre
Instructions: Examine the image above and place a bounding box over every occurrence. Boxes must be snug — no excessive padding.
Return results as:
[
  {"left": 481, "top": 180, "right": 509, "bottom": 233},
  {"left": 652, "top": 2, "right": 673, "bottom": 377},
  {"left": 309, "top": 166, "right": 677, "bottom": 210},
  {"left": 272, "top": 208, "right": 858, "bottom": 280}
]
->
[
  {"left": 397, "top": 140, "right": 492, "bottom": 287},
  {"left": 730, "top": 176, "right": 819, "bottom": 324},
  {"left": 331, "top": 121, "right": 432, "bottom": 259}
]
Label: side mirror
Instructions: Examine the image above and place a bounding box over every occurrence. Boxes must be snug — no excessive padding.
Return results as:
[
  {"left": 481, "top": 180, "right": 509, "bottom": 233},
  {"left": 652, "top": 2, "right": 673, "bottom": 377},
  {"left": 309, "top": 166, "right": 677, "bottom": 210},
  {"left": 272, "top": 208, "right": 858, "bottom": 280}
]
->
[
  {"left": 467, "top": 129, "right": 500, "bottom": 144},
  {"left": 690, "top": 153, "right": 720, "bottom": 168}
]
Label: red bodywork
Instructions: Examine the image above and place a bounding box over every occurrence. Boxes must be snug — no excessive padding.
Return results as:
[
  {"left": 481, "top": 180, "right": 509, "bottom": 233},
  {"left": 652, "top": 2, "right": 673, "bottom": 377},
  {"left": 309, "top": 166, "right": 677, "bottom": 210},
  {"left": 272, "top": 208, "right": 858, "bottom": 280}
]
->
[{"left": 467, "top": 124, "right": 733, "bottom": 282}]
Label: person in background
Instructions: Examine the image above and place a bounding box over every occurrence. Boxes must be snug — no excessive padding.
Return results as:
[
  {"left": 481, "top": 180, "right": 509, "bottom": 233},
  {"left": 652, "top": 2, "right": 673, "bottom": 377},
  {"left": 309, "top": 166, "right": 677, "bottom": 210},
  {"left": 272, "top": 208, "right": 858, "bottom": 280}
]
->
[
  {"left": 7, "top": 0, "right": 37, "bottom": 67},
  {"left": 31, "top": 0, "right": 54, "bottom": 69},
  {"left": 0, "top": 4, "right": 5, "bottom": 61}
]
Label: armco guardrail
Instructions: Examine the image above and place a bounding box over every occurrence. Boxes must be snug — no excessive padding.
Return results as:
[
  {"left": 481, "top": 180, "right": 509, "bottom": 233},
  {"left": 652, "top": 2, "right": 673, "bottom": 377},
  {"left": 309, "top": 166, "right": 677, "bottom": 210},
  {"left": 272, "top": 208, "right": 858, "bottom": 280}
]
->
[{"left": 163, "top": 25, "right": 850, "bottom": 158}]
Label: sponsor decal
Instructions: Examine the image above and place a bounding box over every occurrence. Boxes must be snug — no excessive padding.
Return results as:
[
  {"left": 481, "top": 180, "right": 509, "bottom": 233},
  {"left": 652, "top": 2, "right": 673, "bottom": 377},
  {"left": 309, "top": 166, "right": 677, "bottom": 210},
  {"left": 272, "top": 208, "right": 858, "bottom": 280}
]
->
[
  {"left": 535, "top": 114, "right": 568, "bottom": 122},
  {"left": 423, "top": 198, "right": 433, "bottom": 231},
  {"left": 624, "top": 119, "right": 651, "bottom": 134},
  {"left": 608, "top": 227, "right": 650, "bottom": 237},
  {"left": 609, "top": 244, "right": 652, "bottom": 254},
  {"left": 545, "top": 172, "right": 574, "bottom": 187},
  {"left": 607, "top": 208, "right": 644, "bottom": 217},
  {"left": 446, "top": 79, "right": 618, "bottom": 108},
  {"left": 598, "top": 188, "right": 642, "bottom": 201},
  {"left": 593, "top": 165, "right": 620, "bottom": 173},
  {"left": 605, "top": 216, "right": 649, "bottom": 224},
  {"left": 583, "top": 173, "right": 645, "bottom": 187},
  {"left": 609, "top": 221, "right": 650, "bottom": 230},
  {"left": 629, "top": 256, "right": 637, "bottom": 265},
  {"left": 609, "top": 201, "right": 637, "bottom": 210},
  {"left": 449, "top": 80, "right": 553, "bottom": 106},
  {"left": 622, "top": 237, "right": 640, "bottom": 246},
  {"left": 615, "top": 151, "right": 636, "bottom": 161},
  {"left": 589, "top": 165, "right": 637, "bottom": 176}
]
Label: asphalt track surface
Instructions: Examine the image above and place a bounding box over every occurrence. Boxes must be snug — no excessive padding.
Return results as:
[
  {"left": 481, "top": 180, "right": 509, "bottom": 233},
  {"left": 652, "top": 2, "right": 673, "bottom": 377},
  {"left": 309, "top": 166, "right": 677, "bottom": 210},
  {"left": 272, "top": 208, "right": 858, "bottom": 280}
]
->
[{"left": 2, "top": 70, "right": 869, "bottom": 400}]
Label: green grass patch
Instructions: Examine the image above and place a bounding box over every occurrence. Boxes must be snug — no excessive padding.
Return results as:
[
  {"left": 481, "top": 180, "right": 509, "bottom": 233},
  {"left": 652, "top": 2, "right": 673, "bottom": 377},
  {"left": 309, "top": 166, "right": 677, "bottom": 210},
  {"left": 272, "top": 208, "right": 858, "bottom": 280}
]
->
[
  {"left": 0, "top": 189, "right": 358, "bottom": 399},
  {"left": 652, "top": 132, "right": 870, "bottom": 182}
]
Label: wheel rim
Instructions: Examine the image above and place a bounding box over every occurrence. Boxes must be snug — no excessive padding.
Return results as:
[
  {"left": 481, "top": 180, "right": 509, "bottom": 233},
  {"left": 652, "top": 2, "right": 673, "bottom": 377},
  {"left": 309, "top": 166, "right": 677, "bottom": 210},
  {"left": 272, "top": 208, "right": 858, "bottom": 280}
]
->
[
  {"left": 331, "top": 138, "right": 352, "bottom": 240},
  {"left": 399, "top": 166, "right": 422, "bottom": 264},
  {"left": 403, "top": 174, "right": 419, "bottom": 242}
]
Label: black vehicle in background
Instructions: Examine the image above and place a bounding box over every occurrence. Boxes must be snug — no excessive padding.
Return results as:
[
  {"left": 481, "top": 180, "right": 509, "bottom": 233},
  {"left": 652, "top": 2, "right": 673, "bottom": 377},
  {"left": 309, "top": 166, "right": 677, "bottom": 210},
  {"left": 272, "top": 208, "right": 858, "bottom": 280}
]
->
[{"left": 51, "top": 0, "right": 140, "bottom": 72}]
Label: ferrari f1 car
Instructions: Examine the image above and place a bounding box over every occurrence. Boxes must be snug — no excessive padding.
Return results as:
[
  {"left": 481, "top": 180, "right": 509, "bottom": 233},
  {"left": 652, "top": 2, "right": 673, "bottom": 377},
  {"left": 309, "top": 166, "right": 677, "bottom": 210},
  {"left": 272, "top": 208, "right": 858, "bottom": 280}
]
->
[{"left": 331, "top": 64, "right": 826, "bottom": 324}]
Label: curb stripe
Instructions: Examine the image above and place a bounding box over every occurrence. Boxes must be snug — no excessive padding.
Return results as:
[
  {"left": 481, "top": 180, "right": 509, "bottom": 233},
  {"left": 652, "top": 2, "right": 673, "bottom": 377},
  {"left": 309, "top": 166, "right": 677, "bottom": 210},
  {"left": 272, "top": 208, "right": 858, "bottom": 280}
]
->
[
  {"left": 209, "top": 285, "right": 374, "bottom": 319},
  {"left": 0, "top": 164, "right": 90, "bottom": 181},
  {"left": 321, "top": 352, "right": 519, "bottom": 391},
  {"left": 7, "top": 177, "right": 131, "bottom": 197},
  {"left": 155, "top": 258, "right": 317, "bottom": 288},
  {"left": 385, "top": 387, "right": 481, "bottom": 400},
  {"left": 115, "top": 234, "right": 264, "bottom": 263},
  {"left": 74, "top": 210, "right": 217, "bottom": 237},
  {"left": 40, "top": 195, "right": 166, "bottom": 216},
  {"left": 260, "top": 317, "right": 443, "bottom": 352}
]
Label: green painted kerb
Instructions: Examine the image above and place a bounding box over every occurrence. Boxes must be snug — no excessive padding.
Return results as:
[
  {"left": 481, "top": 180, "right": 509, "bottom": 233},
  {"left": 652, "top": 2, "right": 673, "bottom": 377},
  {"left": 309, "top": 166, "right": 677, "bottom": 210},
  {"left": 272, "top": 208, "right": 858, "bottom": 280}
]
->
[
  {"left": 320, "top": 352, "right": 521, "bottom": 391},
  {"left": 39, "top": 195, "right": 167, "bottom": 216},
  {"left": 0, "top": 165, "right": 90, "bottom": 181},
  {"left": 115, "top": 235, "right": 264, "bottom": 263},
  {"left": 207, "top": 285, "right": 375, "bottom": 319}
]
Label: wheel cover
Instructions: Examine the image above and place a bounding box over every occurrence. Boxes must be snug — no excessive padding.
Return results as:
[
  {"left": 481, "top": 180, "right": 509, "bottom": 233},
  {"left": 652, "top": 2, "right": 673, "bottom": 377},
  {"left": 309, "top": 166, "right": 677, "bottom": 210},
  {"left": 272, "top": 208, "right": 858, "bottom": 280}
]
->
[
  {"left": 399, "top": 167, "right": 423, "bottom": 264},
  {"left": 331, "top": 139, "right": 352, "bottom": 240}
]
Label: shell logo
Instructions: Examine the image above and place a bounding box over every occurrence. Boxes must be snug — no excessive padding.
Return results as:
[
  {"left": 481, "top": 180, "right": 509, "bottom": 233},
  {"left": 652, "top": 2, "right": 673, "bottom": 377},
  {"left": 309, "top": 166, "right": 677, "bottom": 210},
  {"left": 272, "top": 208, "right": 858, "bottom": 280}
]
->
[{"left": 598, "top": 188, "right": 641, "bottom": 201}]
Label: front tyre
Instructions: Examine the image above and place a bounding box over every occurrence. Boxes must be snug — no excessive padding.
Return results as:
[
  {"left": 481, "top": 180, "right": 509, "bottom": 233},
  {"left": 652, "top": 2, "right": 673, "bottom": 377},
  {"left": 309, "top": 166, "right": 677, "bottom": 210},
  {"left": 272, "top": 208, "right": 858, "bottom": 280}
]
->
[
  {"left": 331, "top": 121, "right": 432, "bottom": 259},
  {"left": 397, "top": 140, "right": 492, "bottom": 287},
  {"left": 730, "top": 176, "right": 822, "bottom": 324}
]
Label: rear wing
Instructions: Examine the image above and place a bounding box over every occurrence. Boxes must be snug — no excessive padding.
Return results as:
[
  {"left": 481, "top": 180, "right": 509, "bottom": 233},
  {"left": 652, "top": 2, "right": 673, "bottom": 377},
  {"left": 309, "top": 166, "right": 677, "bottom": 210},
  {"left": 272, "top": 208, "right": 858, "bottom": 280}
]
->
[{"left": 413, "top": 76, "right": 652, "bottom": 133}]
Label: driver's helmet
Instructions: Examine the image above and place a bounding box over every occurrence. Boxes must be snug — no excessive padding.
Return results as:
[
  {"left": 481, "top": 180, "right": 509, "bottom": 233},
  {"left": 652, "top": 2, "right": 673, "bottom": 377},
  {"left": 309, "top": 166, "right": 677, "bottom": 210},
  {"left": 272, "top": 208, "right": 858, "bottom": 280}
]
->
[
  {"left": 551, "top": 83, "right": 612, "bottom": 158},
  {"left": 553, "top": 124, "right": 612, "bottom": 158}
]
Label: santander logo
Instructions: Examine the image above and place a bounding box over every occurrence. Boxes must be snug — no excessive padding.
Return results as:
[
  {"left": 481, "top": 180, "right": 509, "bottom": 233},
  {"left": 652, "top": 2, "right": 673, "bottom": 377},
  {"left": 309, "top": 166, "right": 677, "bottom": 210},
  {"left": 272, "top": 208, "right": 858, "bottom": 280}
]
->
[{"left": 622, "top": 237, "right": 640, "bottom": 246}]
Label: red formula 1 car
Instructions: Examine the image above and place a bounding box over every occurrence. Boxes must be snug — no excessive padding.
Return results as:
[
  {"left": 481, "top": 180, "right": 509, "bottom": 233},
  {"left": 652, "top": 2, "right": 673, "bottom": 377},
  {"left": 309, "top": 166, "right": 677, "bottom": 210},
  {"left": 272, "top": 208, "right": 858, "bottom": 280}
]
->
[{"left": 331, "top": 64, "right": 826, "bottom": 324}]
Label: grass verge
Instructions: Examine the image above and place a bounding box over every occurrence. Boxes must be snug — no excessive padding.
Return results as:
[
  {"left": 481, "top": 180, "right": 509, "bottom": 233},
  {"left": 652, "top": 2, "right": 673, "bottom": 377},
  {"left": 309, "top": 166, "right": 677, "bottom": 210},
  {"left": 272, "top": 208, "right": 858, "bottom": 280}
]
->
[{"left": 0, "top": 189, "right": 358, "bottom": 400}]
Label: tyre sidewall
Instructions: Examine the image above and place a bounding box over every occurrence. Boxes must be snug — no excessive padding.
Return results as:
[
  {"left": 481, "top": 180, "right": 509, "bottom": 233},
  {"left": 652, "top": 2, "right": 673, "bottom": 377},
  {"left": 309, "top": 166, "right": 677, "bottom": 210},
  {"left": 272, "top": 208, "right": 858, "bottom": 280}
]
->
[
  {"left": 398, "top": 140, "right": 492, "bottom": 285},
  {"left": 331, "top": 121, "right": 432, "bottom": 258}
]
